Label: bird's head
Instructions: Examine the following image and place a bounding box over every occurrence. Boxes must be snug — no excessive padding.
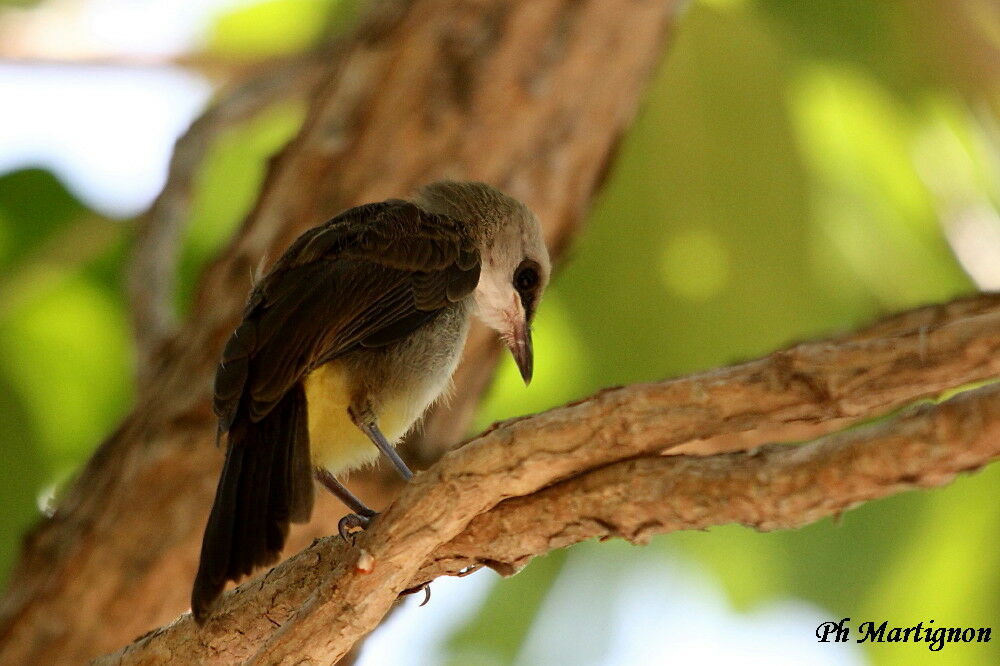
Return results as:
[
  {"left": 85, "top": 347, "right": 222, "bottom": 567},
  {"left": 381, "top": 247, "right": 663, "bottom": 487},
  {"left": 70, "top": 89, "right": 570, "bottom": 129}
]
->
[{"left": 417, "top": 181, "right": 550, "bottom": 384}]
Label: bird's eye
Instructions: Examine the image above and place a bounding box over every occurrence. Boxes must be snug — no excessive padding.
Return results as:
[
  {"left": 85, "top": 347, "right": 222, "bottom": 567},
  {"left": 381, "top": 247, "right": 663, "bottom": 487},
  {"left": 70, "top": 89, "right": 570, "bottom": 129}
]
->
[{"left": 514, "top": 263, "right": 540, "bottom": 292}]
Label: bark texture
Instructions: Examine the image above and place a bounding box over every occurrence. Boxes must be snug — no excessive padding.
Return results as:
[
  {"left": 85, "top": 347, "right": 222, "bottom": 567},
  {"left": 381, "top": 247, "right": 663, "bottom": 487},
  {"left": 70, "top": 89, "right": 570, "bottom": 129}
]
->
[
  {"left": 97, "top": 295, "right": 1000, "bottom": 664},
  {"left": 0, "top": 0, "right": 679, "bottom": 663}
]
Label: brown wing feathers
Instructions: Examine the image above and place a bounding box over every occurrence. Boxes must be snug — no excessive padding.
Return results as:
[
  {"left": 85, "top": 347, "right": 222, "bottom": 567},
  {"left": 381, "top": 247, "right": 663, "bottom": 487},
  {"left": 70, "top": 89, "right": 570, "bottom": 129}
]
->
[{"left": 191, "top": 201, "right": 480, "bottom": 622}]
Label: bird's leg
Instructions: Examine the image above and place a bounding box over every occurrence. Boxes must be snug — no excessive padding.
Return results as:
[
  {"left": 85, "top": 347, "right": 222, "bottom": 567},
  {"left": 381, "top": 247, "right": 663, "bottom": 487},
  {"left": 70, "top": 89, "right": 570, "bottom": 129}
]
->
[
  {"left": 349, "top": 407, "right": 414, "bottom": 482},
  {"left": 363, "top": 421, "right": 414, "bottom": 481},
  {"left": 315, "top": 468, "right": 377, "bottom": 542},
  {"left": 315, "top": 468, "right": 377, "bottom": 516}
]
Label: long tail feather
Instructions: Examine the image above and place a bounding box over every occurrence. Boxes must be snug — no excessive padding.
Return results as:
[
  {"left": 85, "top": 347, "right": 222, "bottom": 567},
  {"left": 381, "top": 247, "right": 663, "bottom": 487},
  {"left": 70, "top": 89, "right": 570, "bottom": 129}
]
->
[{"left": 191, "top": 383, "right": 313, "bottom": 623}]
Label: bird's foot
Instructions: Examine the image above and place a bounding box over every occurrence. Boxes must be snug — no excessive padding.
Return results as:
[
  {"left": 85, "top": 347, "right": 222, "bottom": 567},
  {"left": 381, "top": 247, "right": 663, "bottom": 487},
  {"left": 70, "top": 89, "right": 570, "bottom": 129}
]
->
[{"left": 338, "top": 510, "right": 378, "bottom": 543}]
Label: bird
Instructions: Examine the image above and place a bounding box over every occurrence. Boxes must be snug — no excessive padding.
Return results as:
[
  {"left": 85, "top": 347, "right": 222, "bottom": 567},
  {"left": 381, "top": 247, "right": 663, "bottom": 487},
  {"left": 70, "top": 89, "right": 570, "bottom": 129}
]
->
[{"left": 191, "top": 181, "right": 550, "bottom": 623}]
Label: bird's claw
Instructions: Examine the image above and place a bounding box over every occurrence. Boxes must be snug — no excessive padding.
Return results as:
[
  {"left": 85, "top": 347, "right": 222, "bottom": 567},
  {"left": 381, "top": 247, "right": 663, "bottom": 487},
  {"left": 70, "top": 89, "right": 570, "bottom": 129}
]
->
[
  {"left": 338, "top": 511, "right": 377, "bottom": 543},
  {"left": 400, "top": 581, "right": 432, "bottom": 606}
]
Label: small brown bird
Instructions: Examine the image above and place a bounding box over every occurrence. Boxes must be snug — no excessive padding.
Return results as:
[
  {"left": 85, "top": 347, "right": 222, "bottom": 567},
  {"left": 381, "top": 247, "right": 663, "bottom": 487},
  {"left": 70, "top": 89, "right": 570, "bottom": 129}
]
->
[{"left": 191, "top": 181, "right": 550, "bottom": 622}]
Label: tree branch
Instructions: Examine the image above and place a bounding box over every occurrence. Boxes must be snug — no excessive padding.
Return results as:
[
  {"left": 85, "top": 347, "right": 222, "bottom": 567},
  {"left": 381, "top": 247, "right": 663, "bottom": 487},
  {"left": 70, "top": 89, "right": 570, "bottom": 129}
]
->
[
  {"left": 98, "top": 297, "right": 1000, "bottom": 664},
  {"left": 418, "top": 383, "right": 1000, "bottom": 582}
]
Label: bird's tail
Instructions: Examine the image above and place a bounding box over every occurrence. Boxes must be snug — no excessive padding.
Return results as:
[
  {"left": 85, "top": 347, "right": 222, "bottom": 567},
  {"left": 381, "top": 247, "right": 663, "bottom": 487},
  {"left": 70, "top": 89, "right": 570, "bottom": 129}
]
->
[{"left": 191, "top": 382, "right": 314, "bottom": 623}]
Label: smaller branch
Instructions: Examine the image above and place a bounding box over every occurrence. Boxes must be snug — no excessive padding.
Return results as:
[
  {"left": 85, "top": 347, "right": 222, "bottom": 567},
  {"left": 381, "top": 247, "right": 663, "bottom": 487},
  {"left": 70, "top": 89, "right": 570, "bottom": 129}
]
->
[{"left": 127, "top": 54, "right": 327, "bottom": 392}]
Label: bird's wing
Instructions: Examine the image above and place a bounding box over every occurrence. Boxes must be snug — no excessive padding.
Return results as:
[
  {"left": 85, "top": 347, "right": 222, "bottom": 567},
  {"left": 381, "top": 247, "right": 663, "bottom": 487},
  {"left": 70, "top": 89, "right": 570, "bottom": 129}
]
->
[{"left": 213, "top": 200, "right": 481, "bottom": 430}]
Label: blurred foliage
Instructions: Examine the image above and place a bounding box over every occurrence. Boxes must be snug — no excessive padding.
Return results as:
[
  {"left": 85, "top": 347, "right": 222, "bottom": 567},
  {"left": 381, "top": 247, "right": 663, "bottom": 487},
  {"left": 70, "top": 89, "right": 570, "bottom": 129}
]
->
[
  {"left": 207, "top": 0, "right": 365, "bottom": 57},
  {"left": 175, "top": 100, "right": 307, "bottom": 311},
  {"left": 0, "top": 0, "right": 998, "bottom": 664},
  {"left": 0, "top": 169, "right": 130, "bottom": 571}
]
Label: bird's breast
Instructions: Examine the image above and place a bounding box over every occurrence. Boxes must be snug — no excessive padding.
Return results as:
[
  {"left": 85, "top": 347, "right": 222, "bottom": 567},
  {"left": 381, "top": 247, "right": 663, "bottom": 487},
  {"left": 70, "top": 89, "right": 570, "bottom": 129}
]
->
[
  {"left": 304, "top": 362, "right": 374, "bottom": 474},
  {"left": 304, "top": 303, "right": 471, "bottom": 476},
  {"left": 303, "top": 360, "right": 453, "bottom": 475}
]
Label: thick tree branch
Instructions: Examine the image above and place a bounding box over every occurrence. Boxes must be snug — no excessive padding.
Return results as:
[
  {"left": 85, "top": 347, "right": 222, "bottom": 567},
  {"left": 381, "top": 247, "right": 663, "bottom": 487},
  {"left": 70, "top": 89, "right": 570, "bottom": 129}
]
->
[
  {"left": 98, "top": 298, "right": 1000, "bottom": 664},
  {"left": 418, "top": 383, "right": 1000, "bottom": 581},
  {"left": 0, "top": 0, "right": 680, "bottom": 661}
]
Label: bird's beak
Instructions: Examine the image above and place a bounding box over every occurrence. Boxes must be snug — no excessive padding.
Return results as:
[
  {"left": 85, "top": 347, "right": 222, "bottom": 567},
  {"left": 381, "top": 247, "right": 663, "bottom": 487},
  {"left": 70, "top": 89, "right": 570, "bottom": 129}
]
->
[{"left": 506, "top": 318, "right": 534, "bottom": 385}]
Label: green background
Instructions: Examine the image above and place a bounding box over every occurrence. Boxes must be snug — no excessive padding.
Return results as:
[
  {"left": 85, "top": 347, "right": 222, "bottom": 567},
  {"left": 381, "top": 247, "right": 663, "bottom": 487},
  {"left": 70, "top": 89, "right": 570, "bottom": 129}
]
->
[{"left": 0, "top": 0, "right": 997, "bottom": 663}]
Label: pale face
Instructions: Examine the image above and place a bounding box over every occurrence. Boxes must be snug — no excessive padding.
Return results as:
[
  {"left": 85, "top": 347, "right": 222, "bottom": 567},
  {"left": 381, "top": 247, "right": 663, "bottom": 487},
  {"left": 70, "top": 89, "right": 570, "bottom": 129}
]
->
[{"left": 473, "top": 215, "right": 549, "bottom": 383}]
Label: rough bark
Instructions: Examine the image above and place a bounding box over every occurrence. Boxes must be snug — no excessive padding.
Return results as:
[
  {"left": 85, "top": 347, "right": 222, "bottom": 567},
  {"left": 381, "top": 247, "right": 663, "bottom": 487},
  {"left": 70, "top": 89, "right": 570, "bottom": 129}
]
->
[
  {"left": 0, "top": 0, "right": 680, "bottom": 662},
  {"left": 417, "top": 383, "right": 1000, "bottom": 582},
  {"left": 96, "top": 296, "right": 1000, "bottom": 664}
]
